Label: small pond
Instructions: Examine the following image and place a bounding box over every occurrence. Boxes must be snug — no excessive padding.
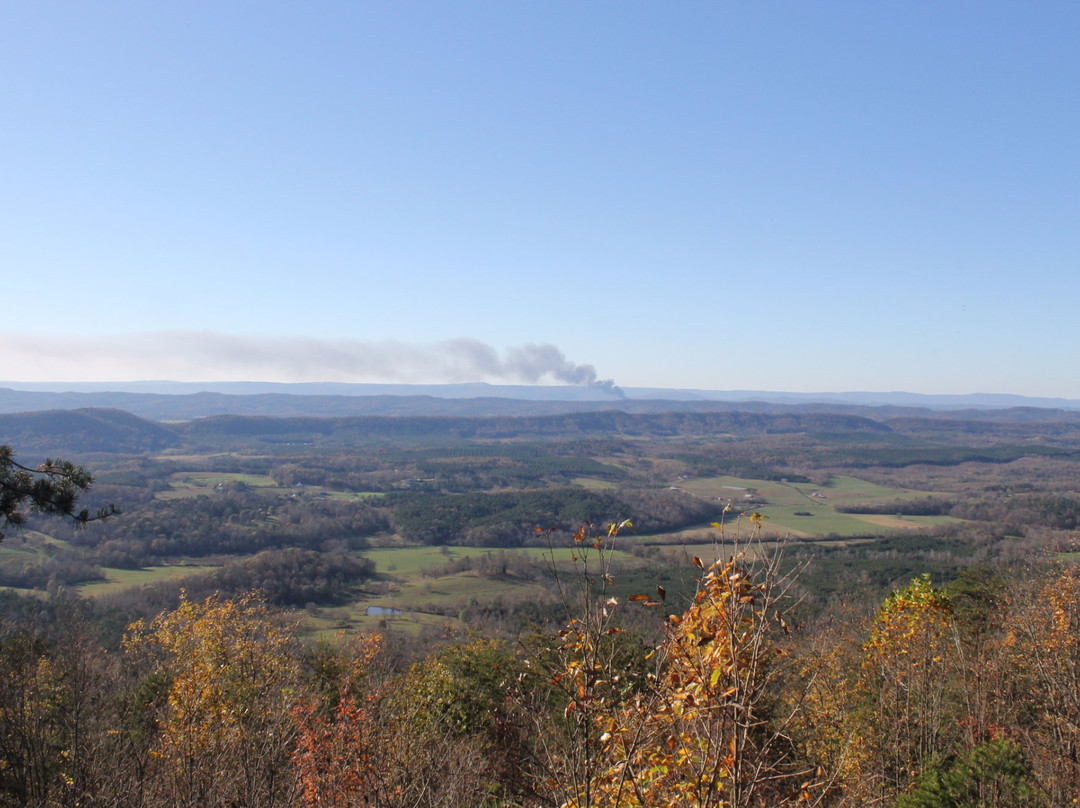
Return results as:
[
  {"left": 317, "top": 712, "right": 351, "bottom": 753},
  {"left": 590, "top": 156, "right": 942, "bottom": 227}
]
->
[{"left": 366, "top": 606, "right": 403, "bottom": 617}]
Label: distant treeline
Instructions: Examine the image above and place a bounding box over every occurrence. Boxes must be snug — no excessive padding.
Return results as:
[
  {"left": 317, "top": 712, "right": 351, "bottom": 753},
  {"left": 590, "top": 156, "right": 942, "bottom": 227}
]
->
[
  {"left": 1, "top": 407, "right": 897, "bottom": 455},
  {"left": 836, "top": 496, "right": 956, "bottom": 516}
]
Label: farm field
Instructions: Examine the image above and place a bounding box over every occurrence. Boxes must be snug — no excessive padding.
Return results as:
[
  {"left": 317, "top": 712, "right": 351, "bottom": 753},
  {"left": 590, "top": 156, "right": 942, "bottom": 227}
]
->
[
  {"left": 572, "top": 476, "right": 619, "bottom": 490},
  {"left": 76, "top": 563, "right": 220, "bottom": 597},
  {"left": 673, "top": 474, "right": 959, "bottom": 538},
  {"left": 360, "top": 543, "right": 636, "bottom": 577},
  {"left": 338, "top": 573, "right": 551, "bottom": 631},
  {"left": 0, "top": 531, "right": 68, "bottom": 560},
  {"left": 332, "top": 542, "right": 642, "bottom": 631},
  {"left": 153, "top": 469, "right": 385, "bottom": 502},
  {"left": 156, "top": 471, "right": 282, "bottom": 499}
]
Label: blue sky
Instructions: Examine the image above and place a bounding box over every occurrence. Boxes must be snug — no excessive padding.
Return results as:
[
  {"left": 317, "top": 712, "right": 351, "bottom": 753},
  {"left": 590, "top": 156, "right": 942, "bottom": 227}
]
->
[{"left": 1, "top": 2, "right": 1078, "bottom": 395}]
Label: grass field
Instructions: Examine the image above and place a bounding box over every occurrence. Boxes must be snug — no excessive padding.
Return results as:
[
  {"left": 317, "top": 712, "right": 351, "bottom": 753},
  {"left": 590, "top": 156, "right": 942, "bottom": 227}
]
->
[
  {"left": 741, "top": 506, "right": 960, "bottom": 538},
  {"left": 672, "top": 474, "right": 959, "bottom": 538},
  {"left": 360, "top": 544, "right": 636, "bottom": 577},
  {"left": 321, "top": 491, "right": 386, "bottom": 502},
  {"left": 76, "top": 564, "right": 220, "bottom": 597},
  {"left": 572, "top": 477, "right": 619, "bottom": 490},
  {"left": 304, "top": 604, "right": 455, "bottom": 639},
  {"left": 155, "top": 471, "right": 383, "bottom": 502},
  {"left": 299, "top": 542, "right": 643, "bottom": 634},
  {"left": 0, "top": 539, "right": 48, "bottom": 561},
  {"left": 157, "top": 472, "right": 282, "bottom": 499},
  {"left": 0, "top": 532, "right": 78, "bottom": 572}
]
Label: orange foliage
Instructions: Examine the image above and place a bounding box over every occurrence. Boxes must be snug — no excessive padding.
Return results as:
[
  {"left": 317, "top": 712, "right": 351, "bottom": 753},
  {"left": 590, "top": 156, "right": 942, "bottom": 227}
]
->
[{"left": 292, "top": 634, "right": 386, "bottom": 808}]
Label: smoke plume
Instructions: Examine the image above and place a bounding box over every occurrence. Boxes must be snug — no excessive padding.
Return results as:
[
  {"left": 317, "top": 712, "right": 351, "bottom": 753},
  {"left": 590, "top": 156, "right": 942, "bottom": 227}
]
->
[{"left": 0, "top": 331, "right": 618, "bottom": 388}]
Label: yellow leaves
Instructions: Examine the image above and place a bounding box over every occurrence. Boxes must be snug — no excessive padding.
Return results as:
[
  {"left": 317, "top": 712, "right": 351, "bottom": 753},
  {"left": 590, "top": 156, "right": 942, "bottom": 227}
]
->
[
  {"left": 709, "top": 667, "right": 723, "bottom": 688},
  {"left": 864, "top": 574, "right": 953, "bottom": 671},
  {"left": 578, "top": 552, "right": 784, "bottom": 807},
  {"left": 128, "top": 592, "right": 302, "bottom": 792},
  {"left": 1041, "top": 567, "right": 1080, "bottom": 653},
  {"left": 544, "top": 520, "right": 797, "bottom": 808}
]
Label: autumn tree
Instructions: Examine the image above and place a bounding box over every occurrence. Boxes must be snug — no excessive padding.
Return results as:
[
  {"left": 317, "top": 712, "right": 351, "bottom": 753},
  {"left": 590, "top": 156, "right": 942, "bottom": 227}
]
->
[
  {"left": 858, "top": 575, "right": 959, "bottom": 804},
  {"left": 527, "top": 516, "right": 822, "bottom": 808},
  {"left": 293, "top": 630, "right": 520, "bottom": 808},
  {"left": 588, "top": 551, "right": 819, "bottom": 807},
  {"left": 0, "top": 630, "right": 68, "bottom": 806},
  {"left": 124, "top": 593, "right": 302, "bottom": 808},
  {"left": 520, "top": 520, "right": 652, "bottom": 808},
  {"left": 1004, "top": 564, "right": 1080, "bottom": 804},
  {"left": 292, "top": 633, "right": 387, "bottom": 808},
  {"left": 0, "top": 593, "right": 139, "bottom": 808}
]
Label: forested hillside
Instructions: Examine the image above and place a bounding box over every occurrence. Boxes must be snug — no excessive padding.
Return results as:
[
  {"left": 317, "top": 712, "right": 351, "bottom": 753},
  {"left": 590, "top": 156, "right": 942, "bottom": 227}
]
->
[{"left": 3, "top": 402, "right": 1080, "bottom": 805}]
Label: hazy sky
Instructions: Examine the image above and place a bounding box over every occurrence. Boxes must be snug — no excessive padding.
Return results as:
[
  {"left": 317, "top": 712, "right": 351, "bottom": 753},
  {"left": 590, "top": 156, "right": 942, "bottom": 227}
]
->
[{"left": 2, "top": 2, "right": 1078, "bottom": 395}]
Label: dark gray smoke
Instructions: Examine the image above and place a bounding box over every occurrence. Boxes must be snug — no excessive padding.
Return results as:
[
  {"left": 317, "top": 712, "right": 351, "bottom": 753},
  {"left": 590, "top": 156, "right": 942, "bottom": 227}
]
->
[{"left": 0, "top": 331, "right": 619, "bottom": 388}]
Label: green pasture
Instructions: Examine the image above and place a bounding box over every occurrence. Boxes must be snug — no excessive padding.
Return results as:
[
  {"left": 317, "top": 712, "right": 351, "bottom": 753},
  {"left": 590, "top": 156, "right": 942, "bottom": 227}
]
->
[
  {"left": 304, "top": 605, "right": 456, "bottom": 640},
  {"left": 573, "top": 477, "right": 619, "bottom": 490},
  {"left": 155, "top": 452, "right": 275, "bottom": 461},
  {"left": 362, "top": 546, "right": 505, "bottom": 576},
  {"left": 157, "top": 471, "right": 282, "bottom": 500},
  {"left": 654, "top": 542, "right": 774, "bottom": 566},
  {"left": 677, "top": 474, "right": 946, "bottom": 507},
  {"left": 76, "top": 564, "right": 219, "bottom": 597},
  {"left": 155, "top": 471, "right": 382, "bottom": 502},
  {"left": 0, "top": 541, "right": 47, "bottom": 561},
  {"left": 849, "top": 513, "right": 961, "bottom": 530},
  {"left": 315, "top": 542, "right": 642, "bottom": 636},
  {"left": 746, "top": 506, "right": 955, "bottom": 538},
  {"left": 0, "top": 532, "right": 77, "bottom": 564},
  {"left": 302, "top": 563, "right": 554, "bottom": 638},
  {"left": 321, "top": 490, "right": 385, "bottom": 502},
  {"left": 188, "top": 472, "right": 278, "bottom": 486},
  {"left": 816, "top": 475, "right": 951, "bottom": 504},
  {"left": 673, "top": 474, "right": 957, "bottom": 539},
  {"left": 749, "top": 506, "right": 873, "bottom": 538},
  {"left": 393, "top": 571, "right": 549, "bottom": 607},
  {"left": 361, "top": 544, "right": 635, "bottom": 577}
]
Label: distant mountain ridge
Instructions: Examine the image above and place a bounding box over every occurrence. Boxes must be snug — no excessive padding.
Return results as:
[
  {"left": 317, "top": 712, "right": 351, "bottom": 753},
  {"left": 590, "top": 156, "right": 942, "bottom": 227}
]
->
[
  {"left": 1, "top": 381, "right": 1078, "bottom": 417},
  {"left": 0, "top": 406, "right": 898, "bottom": 455},
  {"left": 625, "top": 388, "right": 1080, "bottom": 410},
  {"left": 4, "top": 404, "right": 1080, "bottom": 460}
]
